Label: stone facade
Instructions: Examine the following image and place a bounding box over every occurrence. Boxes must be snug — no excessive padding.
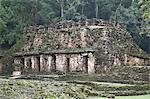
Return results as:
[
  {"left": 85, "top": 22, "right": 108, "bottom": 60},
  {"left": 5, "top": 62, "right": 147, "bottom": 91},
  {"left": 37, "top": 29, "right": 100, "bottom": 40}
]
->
[
  {"left": 125, "top": 54, "right": 150, "bottom": 66},
  {"left": 14, "top": 19, "right": 150, "bottom": 74},
  {"left": 14, "top": 50, "right": 95, "bottom": 74}
]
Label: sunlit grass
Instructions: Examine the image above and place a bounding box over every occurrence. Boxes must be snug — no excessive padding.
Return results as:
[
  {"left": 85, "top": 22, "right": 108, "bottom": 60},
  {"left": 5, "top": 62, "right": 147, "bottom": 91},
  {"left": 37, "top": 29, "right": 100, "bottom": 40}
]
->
[{"left": 88, "top": 95, "right": 150, "bottom": 99}]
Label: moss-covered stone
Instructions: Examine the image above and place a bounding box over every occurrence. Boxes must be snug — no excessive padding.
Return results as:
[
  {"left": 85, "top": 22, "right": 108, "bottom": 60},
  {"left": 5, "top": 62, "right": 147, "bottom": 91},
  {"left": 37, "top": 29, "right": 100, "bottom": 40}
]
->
[{"left": 16, "top": 19, "right": 150, "bottom": 71}]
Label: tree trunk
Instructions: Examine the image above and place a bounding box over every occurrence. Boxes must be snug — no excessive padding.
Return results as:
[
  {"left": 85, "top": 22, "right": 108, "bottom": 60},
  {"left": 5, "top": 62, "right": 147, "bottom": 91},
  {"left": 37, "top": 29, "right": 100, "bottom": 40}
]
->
[
  {"left": 60, "top": 0, "right": 64, "bottom": 19},
  {"left": 82, "top": 5, "right": 84, "bottom": 15},
  {"left": 95, "top": 0, "right": 98, "bottom": 19},
  {"left": 81, "top": 1, "right": 84, "bottom": 15}
]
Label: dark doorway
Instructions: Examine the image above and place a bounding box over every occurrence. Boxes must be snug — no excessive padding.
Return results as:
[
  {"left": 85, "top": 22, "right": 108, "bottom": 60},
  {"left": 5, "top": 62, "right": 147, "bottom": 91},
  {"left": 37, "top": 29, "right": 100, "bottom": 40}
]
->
[
  {"left": 21, "top": 58, "right": 24, "bottom": 71},
  {"left": 36, "top": 56, "right": 40, "bottom": 72},
  {"left": 51, "top": 55, "right": 56, "bottom": 72},
  {"left": 66, "top": 58, "right": 70, "bottom": 72},
  {"left": 83, "top": 55, "right": 88, "bottom": 73},
  {"left": 28, "top": 58, "right": 32, "bottom": 71}
]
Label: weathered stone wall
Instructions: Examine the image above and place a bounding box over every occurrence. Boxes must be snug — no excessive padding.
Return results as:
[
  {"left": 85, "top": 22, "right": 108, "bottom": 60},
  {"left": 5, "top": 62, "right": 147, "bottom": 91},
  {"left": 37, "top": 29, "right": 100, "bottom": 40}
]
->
[
  {"left": 16, "top": 19, "right": 150, "bottom": 74},
  {"left": 57, "top": 25, "right": 149, "bottom": 67},
  {"left": 55, "top": 53, "right": 95, "bottom": 73},
  {"left": 21, "top": 19, "right": 119, "bottom": 52},
  {"left": 42, "top": 55, "right": 49, "bottom": 72},
  {"left": 59, "top": 29, "right": 82, "bottom": 48},
  {"left": 69, "top": 54, "right": 84, "bottom": 72},
  {"left": 19, "top": 56, "right": 39, "bottom": 72},
  {"left": 40, "top": 55, "right": 44, "bottom": 72},
  {"left": 126, "top": 55, "right": 149, "bottom": 66},
  {"left": 55, "top": 54, "right": 66, "bottom": 72},
  {"left": 16, "top": 52, "right": 95, "bottom": 74},
  {"left": 87, "top": 53, "right": 95, "bottom": 74}
]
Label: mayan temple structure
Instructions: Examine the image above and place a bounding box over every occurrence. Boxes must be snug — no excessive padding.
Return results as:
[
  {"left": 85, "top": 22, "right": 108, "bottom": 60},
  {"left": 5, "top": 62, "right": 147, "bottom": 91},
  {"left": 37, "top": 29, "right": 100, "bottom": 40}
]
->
[{"left": 14, "top": 19, "right": 150, "bottom": 74}]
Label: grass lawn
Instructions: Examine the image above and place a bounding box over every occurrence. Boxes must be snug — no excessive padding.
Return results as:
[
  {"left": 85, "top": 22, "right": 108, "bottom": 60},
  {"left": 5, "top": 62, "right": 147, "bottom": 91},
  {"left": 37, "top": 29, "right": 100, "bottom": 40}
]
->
[
  {"left": 116, "top": 95, "right": 150, "bottom": 99},
  {"left": 0, "top": 74, "right": 149, "bottom": 99},
  {"left": 89, "top": 95, "right": 150, "bottom": 99}
]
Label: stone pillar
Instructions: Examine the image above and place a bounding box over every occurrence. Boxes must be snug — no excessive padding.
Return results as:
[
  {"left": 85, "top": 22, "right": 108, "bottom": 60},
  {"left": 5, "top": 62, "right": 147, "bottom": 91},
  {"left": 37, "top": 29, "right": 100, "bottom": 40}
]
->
[
  {"left": 31, "top": 56, "right": 35, "bottom": 70},
  {"left": 40, "top": 55, "right": 44, "bottom": 72},
  {"left": 70, "top": 55, "right": 78, "bottom": 72},
  {"left": 47, "top": 56, "right": 52, "bottom": 72},
  {"left": 88, "top": 53, "right": 95, "bottom": 74},
  {"left": 24, "top": 57, "right": 28, "bottom": 69},
  {"left": 34, "top": 57, "right": 38, "bottom": 72},
  {"left": 55, "top": 54, "right": 66, "bottom": 72},
  {"left": 70, "top": 55, "right": 83, "bottom": 72}
]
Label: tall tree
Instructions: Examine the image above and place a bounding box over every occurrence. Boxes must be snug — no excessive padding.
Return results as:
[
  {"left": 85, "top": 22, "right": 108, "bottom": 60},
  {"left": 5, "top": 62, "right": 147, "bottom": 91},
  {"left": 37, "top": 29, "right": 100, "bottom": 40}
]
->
[
  {"left": 56, "top": 0, "right": 64, "bottom": 19},
  {"left": 95, "top": 0, "right": 99, "bottom": 19},
  {"left": 139, "top": 0, "right": 150, "bottom": 35}
]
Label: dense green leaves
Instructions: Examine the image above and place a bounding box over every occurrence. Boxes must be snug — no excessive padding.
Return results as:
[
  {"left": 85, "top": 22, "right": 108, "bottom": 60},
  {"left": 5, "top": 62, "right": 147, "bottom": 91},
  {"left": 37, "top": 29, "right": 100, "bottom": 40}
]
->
[
  {"left": 139, "top": 0, "right": 150, "bottom": 21},
  {"left": 0, "top": 4, "right": 15, "bottom": 46},
  {"left": 139, "top": 0, "right": 150, "bottom": 35}
]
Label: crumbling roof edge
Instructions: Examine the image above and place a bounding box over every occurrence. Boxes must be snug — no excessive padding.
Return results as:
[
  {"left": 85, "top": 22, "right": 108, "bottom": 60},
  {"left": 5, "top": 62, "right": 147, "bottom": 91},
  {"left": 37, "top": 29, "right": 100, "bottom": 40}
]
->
[{"left": 14, "top": 48, "right": 96, "bottom": 57}]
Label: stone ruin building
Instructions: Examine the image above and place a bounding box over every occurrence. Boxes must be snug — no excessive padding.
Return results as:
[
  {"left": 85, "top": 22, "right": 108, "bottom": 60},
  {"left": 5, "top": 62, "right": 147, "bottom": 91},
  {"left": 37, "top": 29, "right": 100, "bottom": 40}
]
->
[
  {"left": 14, "top": 49, "right": 95, "bottom": 74},
  {"left": 14, "top": 19, "right": 150, "bottom": 74}
]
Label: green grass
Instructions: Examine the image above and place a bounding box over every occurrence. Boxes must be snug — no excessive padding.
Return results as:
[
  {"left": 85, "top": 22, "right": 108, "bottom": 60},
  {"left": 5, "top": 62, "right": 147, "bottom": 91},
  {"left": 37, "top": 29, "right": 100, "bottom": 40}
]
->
[
  {"left": 88, "top": 95, "right": 150, "bottom": 99},
  {"left": 116, "top": 95, "right": 150, "bottom": 99},
  {"left": 0, "top": 74, "right": 149, "bottom": 98}
]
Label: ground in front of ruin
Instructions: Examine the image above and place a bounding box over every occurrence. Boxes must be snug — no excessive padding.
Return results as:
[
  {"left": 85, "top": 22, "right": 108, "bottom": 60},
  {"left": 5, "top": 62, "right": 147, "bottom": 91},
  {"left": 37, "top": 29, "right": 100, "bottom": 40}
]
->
[{"left": 0, "top": 73, "right": 149, "bottom": 99}]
